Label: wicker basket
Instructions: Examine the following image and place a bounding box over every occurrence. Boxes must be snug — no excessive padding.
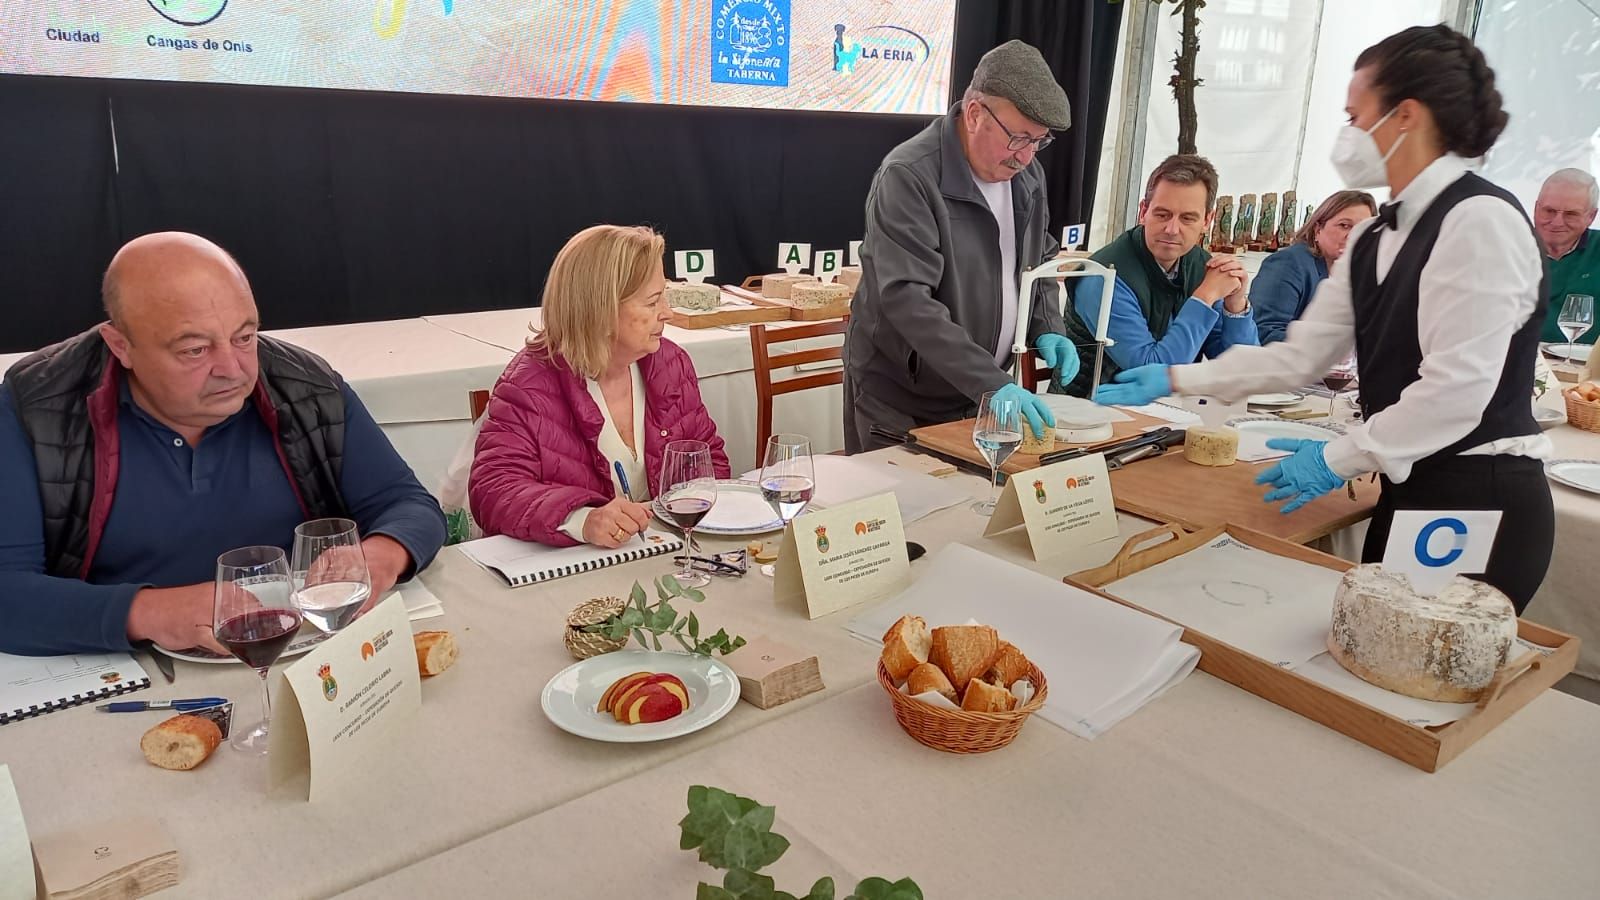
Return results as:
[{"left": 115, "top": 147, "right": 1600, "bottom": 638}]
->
[
  {"left": 876, "top": 659, "right": 1049, "bottom": 754},
  {"left": 564, "top": 596, "right": 630, "bottom": 660},
  {"left": 1564, "top": 388, "right": 1600, "bottom": 434}
]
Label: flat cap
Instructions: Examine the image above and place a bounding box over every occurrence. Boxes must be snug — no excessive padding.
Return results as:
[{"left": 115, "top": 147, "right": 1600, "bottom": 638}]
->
[{"left": 970, "top": 40, "right": 1070, "bottom": 131}]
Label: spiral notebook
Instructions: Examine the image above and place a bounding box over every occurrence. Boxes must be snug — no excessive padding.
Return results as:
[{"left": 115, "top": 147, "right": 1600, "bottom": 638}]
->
[
  {"left": 0, "top": 652, "right": 150, "bottom": 725},
  {"left": 456, "top": 529, "right": 685, "bottom": 586}
]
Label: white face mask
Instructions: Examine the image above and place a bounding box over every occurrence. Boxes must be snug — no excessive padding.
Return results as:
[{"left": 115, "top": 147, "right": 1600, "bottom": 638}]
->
[{"left": 1330, "top": 107, "right": 1405, "bottom": 190}]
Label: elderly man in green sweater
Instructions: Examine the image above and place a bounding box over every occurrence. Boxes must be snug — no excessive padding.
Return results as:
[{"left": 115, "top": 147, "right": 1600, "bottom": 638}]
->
[{"left": 1534, "top": 168, "right": 1599, "bottom": 344}]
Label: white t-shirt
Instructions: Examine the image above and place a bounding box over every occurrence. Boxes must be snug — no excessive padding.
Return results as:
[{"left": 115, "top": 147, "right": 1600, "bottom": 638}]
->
[
  {"left": 558, "top": 364, "right": 648, "bottom": 542},
  {"left": 974, "top": 174, "right": 1018, "bottom": 364}
]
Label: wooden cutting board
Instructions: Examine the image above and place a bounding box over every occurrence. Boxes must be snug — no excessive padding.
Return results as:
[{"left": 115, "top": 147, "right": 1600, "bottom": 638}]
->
[
  {"left": 667, "top": 291, "right": 793, "bottom": 329},
  {"left": 724, "top": 284, "right": 851, "bottom": 321},
  {"left": 1108, "top": 448, "right": 1381, "bottom": 544},
  {"left": 908, "top": 409, "right": 1170, "bottom": 476}
]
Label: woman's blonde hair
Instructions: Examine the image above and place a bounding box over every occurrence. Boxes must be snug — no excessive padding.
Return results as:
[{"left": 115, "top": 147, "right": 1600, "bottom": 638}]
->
[{"left": 530, "top": 224, "right": 665, "bottom": 378}]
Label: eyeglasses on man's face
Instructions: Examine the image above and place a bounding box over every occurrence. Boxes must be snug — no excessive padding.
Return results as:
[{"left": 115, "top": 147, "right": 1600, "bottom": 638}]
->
[{"left": 978, "top": 100, "right": 1054, "bottom": 152}]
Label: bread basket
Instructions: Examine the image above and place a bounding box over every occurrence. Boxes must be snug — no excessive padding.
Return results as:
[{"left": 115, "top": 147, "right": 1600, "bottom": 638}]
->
[
  {"left": 1563, "top": 388, "right": 1600, "bottom": 434},
  {"left": 564, "top": 596, "right": 630, "bottom": 660},
  {"left": 876, "top": 659, "right": 1049, "bottom": 754}
]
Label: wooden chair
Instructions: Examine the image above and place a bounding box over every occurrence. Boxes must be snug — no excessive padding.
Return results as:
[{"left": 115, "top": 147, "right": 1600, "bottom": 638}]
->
[
  {"left": 748, "top": 318, "right": 848, "bottom": 455},
  {"left": 469, "top": 389, "right": 491, "bottom": 422},
  {"left": 1017, "top": 350, "right": 1054, "bottom": 393}
]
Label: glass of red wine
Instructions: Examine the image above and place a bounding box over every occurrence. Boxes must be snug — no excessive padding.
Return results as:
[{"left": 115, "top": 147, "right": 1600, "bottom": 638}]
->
[
  {"left": 658, "top": 439, "right": 718, "bottom": 589},
  {"left": 214, "top": 545, "right": 300, "bottom": 755},
  {"left": 1322, "top": 355, "right": 1357, "bottom": 416}
]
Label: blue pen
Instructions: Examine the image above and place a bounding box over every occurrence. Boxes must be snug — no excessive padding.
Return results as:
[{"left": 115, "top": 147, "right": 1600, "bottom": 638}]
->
[
  {"left": 613, "top": 461, "right": 648, "bottom": 545},
  {"left": 97, "top": 697, "right": 228, "bottom": 713}
]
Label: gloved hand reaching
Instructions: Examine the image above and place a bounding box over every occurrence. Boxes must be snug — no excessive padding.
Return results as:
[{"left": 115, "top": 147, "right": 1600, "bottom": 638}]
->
[
  {"left": 1033, "top": 333, "right": 1082, "bottom": 388},
  {"left": 1092, "top": 365, "right": 1172, "bottom": 407},
  {"left": 1254, "top": 438, "right": 1346, "bottom": 514},
  {"left": 989, "top": 382, "right": 1056, "bottom": 442}
]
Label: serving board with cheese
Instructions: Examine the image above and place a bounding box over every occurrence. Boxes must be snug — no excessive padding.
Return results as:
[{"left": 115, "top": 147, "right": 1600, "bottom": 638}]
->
[
  {"left": 726, "top": 280, "right": 852, "bottom": 321},
  {"left": 665, "top": 287, "right": 792, "bottom": 330},
  {"left": 1068, "top": 523, "right": 1579, "bottom": 772},
  {"left": 908, "top": 409, "right": 1170, "bottom": 476}
]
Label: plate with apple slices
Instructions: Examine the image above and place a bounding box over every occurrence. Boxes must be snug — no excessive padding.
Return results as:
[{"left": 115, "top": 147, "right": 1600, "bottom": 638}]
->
[{"left": 540, "top": 649, "right": 741, "bottom": 742}]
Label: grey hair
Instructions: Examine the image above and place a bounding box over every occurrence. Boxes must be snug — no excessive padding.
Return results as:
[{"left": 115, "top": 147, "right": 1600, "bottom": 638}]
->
[{"left": 1544, "top": 167, "right": 1599, "bottom": 210}]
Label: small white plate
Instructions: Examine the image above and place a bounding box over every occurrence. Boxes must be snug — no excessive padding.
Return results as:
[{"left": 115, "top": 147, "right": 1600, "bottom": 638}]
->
[
  {"left": 1247, "top": 392, "right": 1304, "bottom": 407},
  {"left": 154, "top": 627, "right": 332, "bottom": 665},
  {"left": 654, "top": 479, "right": 783, "bottom": 536},
  {"left": 1225, "top": 416, "right": 1347, "bottom": 463},
  {"left": 1545, "top": 458, "right": 1600, "bottom": 495},
  {"left": 1541, "top": 342, "right": 1592, "bottom": 363},
  {"left": 1534, "top": 406, "right": 1567, "bottom": 431},
  {"left": 540, "top": 649, "right": 740, "bottom": 743}
]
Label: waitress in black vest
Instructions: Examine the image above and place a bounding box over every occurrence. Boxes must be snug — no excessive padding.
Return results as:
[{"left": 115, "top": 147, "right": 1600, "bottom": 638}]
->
[{"left": 1096, "top": 24, "right": 1554, "bottom": 612}]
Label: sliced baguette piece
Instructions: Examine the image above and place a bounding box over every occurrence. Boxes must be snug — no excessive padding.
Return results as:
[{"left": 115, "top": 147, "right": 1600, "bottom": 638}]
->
[
  {"left": 880, "top": 615, "right": 930, "bottom": 683},
  {"left": 906, "top": 662, "right": 958, "bottom": 704},
  {"left": 984, "top": 642, "right": 1032, "bottom": 689},
  {"left": 415, "top": 630, "right": 458, "bottom": 677},
  {"left": 140, "top": 714, "right": 222, "bottom": 771},
  {"left": 961, "top": 677, "right": 1018, "bottom": 713},
  {"left": 930, "top": 624, "right": 1001, "bottom": 693}
]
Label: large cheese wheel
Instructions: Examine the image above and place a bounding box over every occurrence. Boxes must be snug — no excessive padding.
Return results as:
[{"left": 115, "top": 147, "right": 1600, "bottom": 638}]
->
[
  {"left": 788, "top": 281, "right": 851, "bottom": 309},
  {"left": 838, "top": 265, "right": 863, "bottom": 291},
  {"left": 1183, "top": 426, "right": 1238, "bottom": 466},
  {"left": 1328, "top": 564, "right": 1516, "bottom": 702},
  {"left": 1019, "top": 424, "right": 1055, "bottom": 455},
  {"left": 664, "top": 282, "right": 720, "bottom": 311},
  {"left": 761, "top": 273, "right": 815, "bottom": 299}
]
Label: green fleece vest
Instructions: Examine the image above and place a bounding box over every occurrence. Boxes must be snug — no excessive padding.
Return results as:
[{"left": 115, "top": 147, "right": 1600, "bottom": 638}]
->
[{"left": 1060, "top": 226, "right": 1209, "bottom": 395}]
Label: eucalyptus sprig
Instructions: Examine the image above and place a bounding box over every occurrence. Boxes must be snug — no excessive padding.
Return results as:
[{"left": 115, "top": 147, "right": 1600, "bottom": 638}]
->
[
  {"left": 581, "top": 576, "right": 746, "bottom": 657},
  {"left": 680, "top": 786, "right": 922, "bottom": 900}
]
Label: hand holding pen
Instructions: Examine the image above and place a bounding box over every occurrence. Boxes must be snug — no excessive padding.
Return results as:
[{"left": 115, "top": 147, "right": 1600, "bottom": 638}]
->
[{"left": 578, "top": 461, "right": 651, "bottom": 549}]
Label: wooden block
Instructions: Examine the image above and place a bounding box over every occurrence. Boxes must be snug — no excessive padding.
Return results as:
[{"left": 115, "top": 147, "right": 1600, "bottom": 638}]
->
[
  {"left": 725, "top": 636, "right": 824, "bottom": 710},
  {"left": 32, "top": 816, "right": 179, "bottom": 900}
]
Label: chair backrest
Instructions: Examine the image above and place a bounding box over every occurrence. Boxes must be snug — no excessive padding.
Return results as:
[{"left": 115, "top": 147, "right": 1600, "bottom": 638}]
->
[
  {"left": 1017, "top": 350, "right": 1053, "bottom": 393},
  {"left": 748, "top": 318, "right": 849, "bottom": 456},
  {"left": 469, "top": 389, "right": 491, "bottom": 423}
]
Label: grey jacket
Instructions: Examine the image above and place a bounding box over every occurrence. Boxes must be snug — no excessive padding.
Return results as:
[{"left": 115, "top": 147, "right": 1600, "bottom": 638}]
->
[{"left": 844, "top": 106, "right": 1063, "bottom": 422}]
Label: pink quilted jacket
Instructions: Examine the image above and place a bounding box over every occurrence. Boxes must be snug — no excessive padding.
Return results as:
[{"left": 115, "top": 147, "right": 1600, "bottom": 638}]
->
[{"left": 469, "top": 339, "right": 731, "bottom": 546}]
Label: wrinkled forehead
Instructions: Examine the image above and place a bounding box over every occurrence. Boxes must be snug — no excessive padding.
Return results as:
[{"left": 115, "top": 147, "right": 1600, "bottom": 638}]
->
[
  {"left": 1538, "top": 182, "right": 1595, "bottom": 213},
  {"left": 1146, "top": 179, "right": 1209, "bottom": 217},
  {"left": 118, "top": 260, "right": 258, "bottom": 344}
]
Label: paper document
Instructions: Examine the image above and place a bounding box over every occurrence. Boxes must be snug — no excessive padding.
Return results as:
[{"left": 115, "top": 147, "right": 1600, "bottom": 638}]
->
[
  {"left": 1039, "top": 394, "right": 1132, "bottom": 426},
  {"left": 1294, "top": 654, "right": 1476, "bottom": 727},
  {"left": 847, "top": 544, "right": 1198, "bottom": 739},
  {"left": 1102, "top": 536, "right": 1340, "bottom": 668},
  {"left": 1116, "top": 401, "right": 1202, "bottom": 427},
  {"left": 0, "top": 765, "right": 31, "bottom": 900},
  {"left": 394, "top": 580, "right": 444, "bottom": 622}
]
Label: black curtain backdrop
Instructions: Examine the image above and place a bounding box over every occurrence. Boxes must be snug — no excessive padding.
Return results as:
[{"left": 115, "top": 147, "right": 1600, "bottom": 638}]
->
[{"left": 0, "top": 2, "right": 1122, "bottom": 354}]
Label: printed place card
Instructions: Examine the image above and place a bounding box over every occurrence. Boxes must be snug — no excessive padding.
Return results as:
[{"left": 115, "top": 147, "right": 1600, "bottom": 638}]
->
[
  {"left": 774, "top": 492, "right": 910, "bottom": 619},
  {"left": 984, "top": 453, "right": 1119, "bottom": 560},
  {"left": 270, "top": 594, "right": 421, "bottom": 801},
  {"left": 1382, "top": 510, "right": 1503, "bottom": 596}
]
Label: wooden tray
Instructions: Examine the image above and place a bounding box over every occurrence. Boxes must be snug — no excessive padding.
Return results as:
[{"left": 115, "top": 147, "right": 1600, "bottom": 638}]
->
[
  {"left": 1108, "top": 447, "right": 1381, "bottom": 544},
  {"left": 725, "top": 283, "right": 851, "bottom": 322},
  {"left": 1068, "top": 523, "right": 1580, "bottom": 772},
  {"left": 667, "top": 290, "right": 792, "bottom": 330},
  {"left": 908, "top": 409, "right": 1170, "bottom": 476}
]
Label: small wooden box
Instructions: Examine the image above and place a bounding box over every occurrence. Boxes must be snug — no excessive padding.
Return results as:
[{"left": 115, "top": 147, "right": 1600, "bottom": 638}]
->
[
  {"left": 724, "top": 637, "right": 824, "bottom": 709},
  {"left": 1067, "top": 523, "right": 1580, "bottom": 772}
]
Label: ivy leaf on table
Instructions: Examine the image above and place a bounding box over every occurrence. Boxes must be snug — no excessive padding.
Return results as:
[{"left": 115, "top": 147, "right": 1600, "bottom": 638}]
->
[{"left": 847, "top": 878, "right": 923, "bottom": 900}]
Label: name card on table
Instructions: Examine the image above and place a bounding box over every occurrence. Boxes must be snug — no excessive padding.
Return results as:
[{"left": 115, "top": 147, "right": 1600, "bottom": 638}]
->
[
  {"left": 270, "top": 594, "right": 421, "bottom": 801},
  {"left": 774, "top": 492, "right": 911, "bottom": 619},
  {"left": 1382, "top": 510, "right": 1503, "bottom": 596},
  {"left": 673, "top": 249, "right": 714, "bottom": 284},
  {"left": 777, "top": 242, "right": 812, "bottom": 275},
  {"left": 983, "top": 453, "right": 1119, "bottom": 560}
]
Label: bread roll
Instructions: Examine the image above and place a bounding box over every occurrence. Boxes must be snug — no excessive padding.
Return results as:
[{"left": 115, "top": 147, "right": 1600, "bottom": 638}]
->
[
  {"left": 140, "top": 714, "right": 222, "bottom": 771},
  {"left": 880, "top": 615, "right": 931, "bottom": 683},
  {"left": 960, "top": 677, "right": 1018, "bottom": 713},
  {"left": 930, "top": 624, "right": 1001, "bottom": 693},
  {"left": 906, "top": 662, "right": 957, "bottom": 703},
  {"left": 984, "top": 642, "right": 1031, "bottom": 689},
  {"left": 415, "top": 630, "right": 458, "bottom": 677}
]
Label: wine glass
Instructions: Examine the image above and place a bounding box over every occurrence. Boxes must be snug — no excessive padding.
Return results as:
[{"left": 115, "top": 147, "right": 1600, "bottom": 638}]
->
[
  {"left": 759, "top": 434, "right": 815, "bottom": 532},
  {"left": 972, "top": 390, "right": 1023, "bottom": 516},
  {"left": 1557, "top": 294, "right": 1594, "bottom": 362},
  {"left": 1322, "top": 354, "right": 1357, "bottom": 416},
  {"left": 291, "top": 518, "right": 372, "bottom": 633},
  {"left": 214, "top": 546, "right": 301, "bottom": 755},
  {"left": 659, "top": 439, "right": 718, "bottom": 589}
]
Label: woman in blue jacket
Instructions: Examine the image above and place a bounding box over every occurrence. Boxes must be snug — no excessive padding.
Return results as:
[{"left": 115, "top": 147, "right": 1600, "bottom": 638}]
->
[{"left": 1252, "top": 190, "right": 1376, "bottom": 343}]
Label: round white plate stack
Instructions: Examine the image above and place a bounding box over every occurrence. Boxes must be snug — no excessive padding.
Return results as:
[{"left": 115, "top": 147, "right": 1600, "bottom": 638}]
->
[
  {"left": 1246, "top": 392, "right": 1304, "bottom": 408},
  {"left": 540, "top": 649, "right": 741, "bottom": 742},
  {"left": 1223, "top": 416, "right": 1347, "bottom": 441},
  {"left": 155, "top": 628, "right": 332, "bottom": 665},
  {"left": 1544, "top": 459, "right": 1600, "bottom": 496},
  {"left": 653, "top": 479, "right": 784, "bottom": 536}
]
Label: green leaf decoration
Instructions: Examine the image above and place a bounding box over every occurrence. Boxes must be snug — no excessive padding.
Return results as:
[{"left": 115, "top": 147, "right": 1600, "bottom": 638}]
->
[
  {"left": 661, "top": 573, "right": 684, "bottom": 594},
  {"left": 698, "top": 885, "right": 738, "bottom": 900},
  {"left": 847, "top": 878, "right": 923, "bottom": 900},
  {"left": 721, "top": 869, "right": 778, "bottom": 899},
  {"left": 805, "top": 878, "right": 836, "bottom": 900},
  {"left": 631, "top": 582, "right": 648, "bottom": 607},
  {"left": 688, "top": 612, "right": 700, "bottom": 639}
]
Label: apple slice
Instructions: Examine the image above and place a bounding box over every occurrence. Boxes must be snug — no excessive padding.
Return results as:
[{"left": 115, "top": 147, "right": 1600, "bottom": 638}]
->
[
  {"left": 619, "top": 684, "right": 687, "bottom": 724},
  {"left": 599, "top": 672, "right": 653, "bottom": 714},
  {"left": 610, "top": 673, "right": 687, "bottom": 716}
]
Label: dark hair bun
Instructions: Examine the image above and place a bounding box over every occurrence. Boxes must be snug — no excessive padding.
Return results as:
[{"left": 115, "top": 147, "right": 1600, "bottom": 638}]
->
[{"left": 1355, "top": 24, "right": 1508, "bottom": 158}]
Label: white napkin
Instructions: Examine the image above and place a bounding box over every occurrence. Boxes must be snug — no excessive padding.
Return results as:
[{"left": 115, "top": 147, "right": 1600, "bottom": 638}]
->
[{"left": 392, "top": 580, "right": 444, "bottom": 622}]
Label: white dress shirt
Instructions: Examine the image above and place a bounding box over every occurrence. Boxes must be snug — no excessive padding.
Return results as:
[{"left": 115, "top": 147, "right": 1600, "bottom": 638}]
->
[
  {"left": 1175, "top": 154, "right": 1550, "bottom": 482},
  {"left": 974, "top": 174, "right": 1019, "bottom": 364},
  {"left": 558, "top": 364, "right": 648, "bottom": 542}
]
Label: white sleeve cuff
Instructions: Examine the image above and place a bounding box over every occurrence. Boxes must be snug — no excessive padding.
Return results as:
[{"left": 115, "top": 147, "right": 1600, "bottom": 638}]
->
[{"left": 558, "top": 507, "right": 594, "bottom": 543}]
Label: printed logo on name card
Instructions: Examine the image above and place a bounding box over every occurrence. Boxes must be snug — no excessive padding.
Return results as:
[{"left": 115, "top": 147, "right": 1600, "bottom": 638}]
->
[{"left": 318, "top": 664, "right": 338, "bottom": 701}]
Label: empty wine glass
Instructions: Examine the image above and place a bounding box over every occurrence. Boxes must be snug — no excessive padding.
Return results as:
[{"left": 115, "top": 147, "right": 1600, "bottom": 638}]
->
[
  {"left": 1322, "top": 354, "right": 1357, "bottom": 416},
  {"left": 659, "top": 440, "right": 718, "bottom": 589},
  {"left": 291, "top": 518, "right": 372, "bottom": 634},
  {"left": 972, "top": 390, "right": 1023, "bottom": 516},
  {"left": 759, "top": 434, "right": 815, "bottom": 530},
  {"left": 214, "top": 546, "right": 300, "bottom": 755},
  {"left": 1557, "top": 294, "right": 1594, "bottom": 362}
]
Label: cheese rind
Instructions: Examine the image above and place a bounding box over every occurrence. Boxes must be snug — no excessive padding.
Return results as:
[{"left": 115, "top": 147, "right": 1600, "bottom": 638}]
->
[
  {"left": 664, "top": 281, "right": 720, "bottom": 311},
  {"left": 761, "top": 273, "right": 814, "bottom": 299},
  {"left": 839, "top": 265, "right": 863, "bottom": 291},
  {"left": 1327, "top": 564, "right": 1516, "bottom": 702},
  {"left": 1019, "top": 425, "right": 1055, "bottom": 455},
  {"left": 788, "top": 281, "right": 852, "bottom": 309},
  {"left": 1183, "top": 426, "right": 1238, "bottom": 466}
]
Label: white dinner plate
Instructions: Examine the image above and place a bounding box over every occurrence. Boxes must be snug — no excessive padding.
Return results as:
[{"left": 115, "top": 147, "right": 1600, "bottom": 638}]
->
[
  {"left": 1545, "top": 458, "right": 1600, "bottom": 495},
  {"left": 154, "top": 626, "right": 333, "bottom": 665},
  {"left": 1224, "top": 416, "right": 1347, "bottom": 442},
  {"left": 654, "top": 479, "right": 783, "bottom": 536},
  {"left": 1534, "top": 405, "right": 1567, "bottom": 431},
  {"left": 1541, "top": 342, "right": 1591, "bottom": 363},
  {"left": 1246, "top": 392, "right": 1304, "bottom": 407},
  {"left": 540, "top": 649, "right": 740, "bottom": 743}
]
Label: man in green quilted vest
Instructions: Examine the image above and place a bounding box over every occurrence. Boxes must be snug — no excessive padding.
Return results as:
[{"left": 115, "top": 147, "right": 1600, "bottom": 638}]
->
[
  {"left": 1533, "top": 168, "right": 1599, "bottom": 346},
  {"left": 1059, "top": 155, "right": 1257, "bottom": 397}
]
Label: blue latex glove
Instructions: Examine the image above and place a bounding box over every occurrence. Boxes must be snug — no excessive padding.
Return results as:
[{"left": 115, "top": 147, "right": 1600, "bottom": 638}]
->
[
  {"left": 1254, "top": 438, "right": 1345, "bottom": 514},
  {"left": 1092, "top": 365, "right": 1172, "bottom": 407},
  {"left": 990, "top": 382, "right": 1056, "bottom": 442},
  {"left": 1034, "top": 333, "right": 1082, "bottom": 387}
]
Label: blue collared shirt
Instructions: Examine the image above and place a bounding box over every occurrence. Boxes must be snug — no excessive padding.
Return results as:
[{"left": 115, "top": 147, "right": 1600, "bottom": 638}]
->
[
  {"left": 1072, "top": 270, "right": 1260, "bottom": 370},
  {"left": 0, "top": 376, "right": 446, "bottom": 655}
]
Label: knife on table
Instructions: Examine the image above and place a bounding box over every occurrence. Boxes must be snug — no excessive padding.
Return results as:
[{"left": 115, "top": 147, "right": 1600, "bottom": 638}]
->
[{"left": 138, "top": 640, "right": 175, "bottom": 684}]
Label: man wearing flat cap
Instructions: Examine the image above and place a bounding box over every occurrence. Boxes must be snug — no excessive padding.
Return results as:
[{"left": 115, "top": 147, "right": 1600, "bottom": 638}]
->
[{"left": 843, "top": 40, "right": 1081, "bottom": 452}]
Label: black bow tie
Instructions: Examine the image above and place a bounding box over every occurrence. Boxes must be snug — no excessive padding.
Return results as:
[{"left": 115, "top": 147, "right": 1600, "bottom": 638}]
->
[{"left": 1375, "top": 201, "right": 1402, "bottom": 232}]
